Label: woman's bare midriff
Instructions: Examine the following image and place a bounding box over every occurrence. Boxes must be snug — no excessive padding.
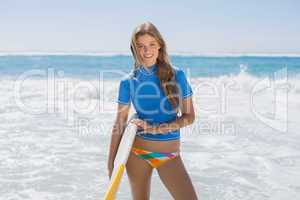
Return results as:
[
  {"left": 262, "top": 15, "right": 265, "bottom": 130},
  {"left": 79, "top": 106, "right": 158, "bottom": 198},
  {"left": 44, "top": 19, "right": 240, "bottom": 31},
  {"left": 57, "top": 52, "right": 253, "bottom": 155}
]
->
[{"left": 133, "top": 136, "right": 180, "bottom": 153}]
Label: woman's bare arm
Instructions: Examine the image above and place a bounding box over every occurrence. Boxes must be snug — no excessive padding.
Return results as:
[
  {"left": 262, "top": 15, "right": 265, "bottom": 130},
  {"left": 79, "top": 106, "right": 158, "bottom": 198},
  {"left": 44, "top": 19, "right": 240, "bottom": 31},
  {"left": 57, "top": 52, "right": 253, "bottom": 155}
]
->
[
  {"left": 161, "top": 96, "right": 195, "bottom": 131},
  {"left": 130, "top": 96, "right": 195, "bottom": 133}
]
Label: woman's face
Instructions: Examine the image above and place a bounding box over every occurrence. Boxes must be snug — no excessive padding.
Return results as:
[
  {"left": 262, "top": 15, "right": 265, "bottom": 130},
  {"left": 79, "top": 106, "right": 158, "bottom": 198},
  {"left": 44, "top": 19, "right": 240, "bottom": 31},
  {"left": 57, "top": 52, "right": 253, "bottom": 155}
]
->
[{"left": 136, "top": 34, "right": 161, "bottom": 67}]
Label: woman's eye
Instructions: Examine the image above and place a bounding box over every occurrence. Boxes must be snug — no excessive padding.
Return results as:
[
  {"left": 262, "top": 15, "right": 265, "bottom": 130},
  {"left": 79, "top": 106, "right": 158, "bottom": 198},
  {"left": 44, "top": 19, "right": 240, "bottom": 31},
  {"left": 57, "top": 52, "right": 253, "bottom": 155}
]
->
[
  {"left": 137, "top": 45, "right": 143, "bottom": 49},
  {"left": 150, "top": 44, "right": 156, "bottom": 47}
]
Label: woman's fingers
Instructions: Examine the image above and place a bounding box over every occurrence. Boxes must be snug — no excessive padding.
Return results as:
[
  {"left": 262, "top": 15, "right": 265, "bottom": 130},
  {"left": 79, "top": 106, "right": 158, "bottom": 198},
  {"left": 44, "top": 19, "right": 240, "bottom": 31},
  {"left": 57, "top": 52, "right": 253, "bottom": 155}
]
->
[
  {"left": 130, "top": 119, "right": 159, "bottom": 134},
  {"left": 130, "top": 119, "right": 148, "bottom": 128}
]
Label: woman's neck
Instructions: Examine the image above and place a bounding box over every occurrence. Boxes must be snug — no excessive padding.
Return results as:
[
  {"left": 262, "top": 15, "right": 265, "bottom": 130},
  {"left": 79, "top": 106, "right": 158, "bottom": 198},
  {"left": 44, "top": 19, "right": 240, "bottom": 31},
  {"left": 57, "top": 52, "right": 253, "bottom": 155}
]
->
[{"left": 142, "top": 62, "right": 156, "bottom": 68}]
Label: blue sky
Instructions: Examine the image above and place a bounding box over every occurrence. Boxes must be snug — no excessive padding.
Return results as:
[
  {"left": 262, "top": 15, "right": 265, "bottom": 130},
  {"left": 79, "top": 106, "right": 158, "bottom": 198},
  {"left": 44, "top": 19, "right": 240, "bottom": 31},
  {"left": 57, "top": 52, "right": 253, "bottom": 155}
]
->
[{"left": 1, "top": 0, "right": 299, "bottom": 54}]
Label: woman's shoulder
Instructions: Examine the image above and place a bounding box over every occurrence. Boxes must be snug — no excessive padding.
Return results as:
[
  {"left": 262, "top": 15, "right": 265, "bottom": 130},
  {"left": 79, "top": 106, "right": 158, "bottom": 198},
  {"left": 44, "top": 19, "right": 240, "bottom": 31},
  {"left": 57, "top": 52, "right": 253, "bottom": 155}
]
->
[
  {"left": 171, "top": 65, "right": 187, "bottom": 80},
  {"left": 121, "top": 69, "right": 137, "bottom": 81},
  {"left": 120, "top": 65, "right": 186, "bottom": 82},
  {"left": 119, "top": 68, "right": 138, "bottom": 84}
]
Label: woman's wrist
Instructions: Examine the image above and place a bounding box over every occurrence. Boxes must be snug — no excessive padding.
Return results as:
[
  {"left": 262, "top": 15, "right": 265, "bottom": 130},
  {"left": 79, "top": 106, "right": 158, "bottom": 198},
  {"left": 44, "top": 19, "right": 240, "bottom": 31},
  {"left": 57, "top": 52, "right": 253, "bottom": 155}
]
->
[
  {"left": 154, "top": 123, "right": 168, "bottom": 134},
  {"left": 131, "top": 119, "right": 179, "bottom": 134},
  {"left": 156, "top": 120, "right": 181, "bottom": 134}
]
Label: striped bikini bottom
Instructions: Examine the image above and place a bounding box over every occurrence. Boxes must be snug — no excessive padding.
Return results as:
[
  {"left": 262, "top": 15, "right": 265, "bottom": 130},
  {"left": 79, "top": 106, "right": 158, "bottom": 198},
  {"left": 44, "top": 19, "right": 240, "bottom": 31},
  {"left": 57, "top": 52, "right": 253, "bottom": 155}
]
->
[{"left": 131, "top": 146, "right": 180, "bottom": 168}]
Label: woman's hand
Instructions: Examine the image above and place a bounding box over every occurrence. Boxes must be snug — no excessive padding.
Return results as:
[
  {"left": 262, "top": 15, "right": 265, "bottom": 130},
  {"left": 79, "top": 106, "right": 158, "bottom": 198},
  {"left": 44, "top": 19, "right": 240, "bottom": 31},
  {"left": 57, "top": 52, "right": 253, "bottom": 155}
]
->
[{"left": 130, "top": 119, "right": 168, "bottom": 134}]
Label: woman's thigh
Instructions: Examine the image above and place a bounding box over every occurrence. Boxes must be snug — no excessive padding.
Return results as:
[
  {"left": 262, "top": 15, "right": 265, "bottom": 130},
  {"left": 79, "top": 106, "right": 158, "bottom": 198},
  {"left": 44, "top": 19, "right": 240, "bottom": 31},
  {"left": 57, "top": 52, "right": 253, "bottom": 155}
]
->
[
  {"left": 156, "top": 155, "right": 198, "bottom": 200},
  {"left": 126, "top": 151, "right": 153, "bottom": 200}
]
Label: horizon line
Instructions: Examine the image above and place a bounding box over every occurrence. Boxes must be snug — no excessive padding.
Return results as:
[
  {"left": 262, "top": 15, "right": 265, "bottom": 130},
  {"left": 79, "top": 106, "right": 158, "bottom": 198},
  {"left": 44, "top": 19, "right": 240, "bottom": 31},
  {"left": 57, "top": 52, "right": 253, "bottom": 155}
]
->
[{"left": 1, "top": 51, "right": 300, "bottom": 57}]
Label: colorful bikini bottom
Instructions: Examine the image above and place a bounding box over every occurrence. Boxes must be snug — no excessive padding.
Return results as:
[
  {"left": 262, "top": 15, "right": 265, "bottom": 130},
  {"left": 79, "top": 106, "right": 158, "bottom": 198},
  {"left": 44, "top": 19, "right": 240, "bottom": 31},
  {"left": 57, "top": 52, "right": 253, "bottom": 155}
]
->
[{"left": 131, "top": 146, "right": 180, "bottom": 168}]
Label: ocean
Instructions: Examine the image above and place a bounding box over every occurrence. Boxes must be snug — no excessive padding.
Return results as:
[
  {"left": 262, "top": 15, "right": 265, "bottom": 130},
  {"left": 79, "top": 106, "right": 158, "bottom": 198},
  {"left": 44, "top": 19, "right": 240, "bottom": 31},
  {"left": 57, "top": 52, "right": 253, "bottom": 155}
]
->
[{"left": 0, "top": 54, "right": 299, "bottom": 199}]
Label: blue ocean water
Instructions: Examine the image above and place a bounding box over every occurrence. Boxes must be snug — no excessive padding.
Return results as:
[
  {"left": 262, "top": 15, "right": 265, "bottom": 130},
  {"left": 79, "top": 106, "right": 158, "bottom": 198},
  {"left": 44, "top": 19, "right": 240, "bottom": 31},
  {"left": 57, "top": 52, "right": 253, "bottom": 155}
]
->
[
  {"left": 1, "top": 55, "right": 300, "bottom": 78},
  {"left": 0, "top": 55, "right": 300, "bottom": 200}
]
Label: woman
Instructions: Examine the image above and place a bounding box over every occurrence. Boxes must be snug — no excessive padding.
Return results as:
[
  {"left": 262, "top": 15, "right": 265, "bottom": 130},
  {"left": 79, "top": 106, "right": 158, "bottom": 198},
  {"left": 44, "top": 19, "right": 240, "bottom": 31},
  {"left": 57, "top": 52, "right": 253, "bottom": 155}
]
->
[{"left": 108, "top": 21, "right": 198, "bottom": 200}]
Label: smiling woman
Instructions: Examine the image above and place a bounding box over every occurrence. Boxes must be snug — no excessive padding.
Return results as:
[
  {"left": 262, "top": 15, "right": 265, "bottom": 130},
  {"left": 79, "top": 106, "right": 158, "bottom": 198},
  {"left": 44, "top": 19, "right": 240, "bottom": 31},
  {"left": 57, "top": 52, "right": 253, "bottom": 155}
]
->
[
  {"left": 107, "top": 21, "right": 198, "bottom": 200},
  {"left": 135, "top": 34, "right": 161, "bottom": 66}
]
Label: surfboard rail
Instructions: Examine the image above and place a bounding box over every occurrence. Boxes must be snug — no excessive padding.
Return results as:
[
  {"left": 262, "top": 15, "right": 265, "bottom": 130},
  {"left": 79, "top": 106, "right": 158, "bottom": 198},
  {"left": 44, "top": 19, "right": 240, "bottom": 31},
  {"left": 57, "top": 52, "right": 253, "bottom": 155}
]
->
[{"left": 103, "top": 114, "right": 138, "bottom": 200}]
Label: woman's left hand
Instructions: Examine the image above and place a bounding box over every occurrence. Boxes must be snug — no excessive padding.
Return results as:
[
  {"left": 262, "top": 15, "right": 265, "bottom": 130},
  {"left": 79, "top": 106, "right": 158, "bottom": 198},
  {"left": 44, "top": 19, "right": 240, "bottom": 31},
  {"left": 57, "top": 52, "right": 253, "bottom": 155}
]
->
[{"left": 130, "top": 119, "right": 164, "bottom": 134}]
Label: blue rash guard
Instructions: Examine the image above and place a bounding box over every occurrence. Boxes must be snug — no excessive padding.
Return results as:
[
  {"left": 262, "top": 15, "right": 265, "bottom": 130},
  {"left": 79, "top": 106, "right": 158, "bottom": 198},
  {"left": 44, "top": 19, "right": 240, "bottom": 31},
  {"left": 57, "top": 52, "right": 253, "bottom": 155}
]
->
[{"left": 116, "top": 63, "right": 193, "bottom": 141}]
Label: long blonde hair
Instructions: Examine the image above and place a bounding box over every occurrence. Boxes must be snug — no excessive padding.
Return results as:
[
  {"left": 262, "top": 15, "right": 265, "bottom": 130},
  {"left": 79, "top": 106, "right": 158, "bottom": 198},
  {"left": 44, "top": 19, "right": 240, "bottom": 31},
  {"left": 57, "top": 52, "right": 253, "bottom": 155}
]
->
[{"left": 130, "top": 22, "right": 179, "bottom": 113}]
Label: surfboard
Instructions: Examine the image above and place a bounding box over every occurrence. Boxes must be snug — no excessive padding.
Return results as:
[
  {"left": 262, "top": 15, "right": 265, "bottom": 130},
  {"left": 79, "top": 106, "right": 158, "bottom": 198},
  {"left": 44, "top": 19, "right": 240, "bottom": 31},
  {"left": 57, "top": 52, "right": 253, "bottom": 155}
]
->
[{"left": 103, "top": 114, "right": 138, "bottom": 200}]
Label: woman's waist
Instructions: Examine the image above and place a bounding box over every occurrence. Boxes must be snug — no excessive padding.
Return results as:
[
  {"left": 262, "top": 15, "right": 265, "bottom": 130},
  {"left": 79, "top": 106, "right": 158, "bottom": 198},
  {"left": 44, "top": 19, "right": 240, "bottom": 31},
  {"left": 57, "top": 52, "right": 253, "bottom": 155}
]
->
[
  {"left": 133, "top": 136, "right": 180, "bottom": 152},
  {"left": 135, "top": 113, "right": 177, "bottom": 125},
  {"left": 136, "top": 128, "right": 180, "bottom": 135}
]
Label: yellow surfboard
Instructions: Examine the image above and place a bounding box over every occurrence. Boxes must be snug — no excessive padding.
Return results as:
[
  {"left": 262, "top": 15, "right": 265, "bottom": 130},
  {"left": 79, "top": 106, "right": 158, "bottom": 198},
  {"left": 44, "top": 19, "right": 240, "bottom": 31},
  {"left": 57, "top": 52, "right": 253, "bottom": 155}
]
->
[{"left": 103, "top": 115, "right": 138, "bottom": 200}]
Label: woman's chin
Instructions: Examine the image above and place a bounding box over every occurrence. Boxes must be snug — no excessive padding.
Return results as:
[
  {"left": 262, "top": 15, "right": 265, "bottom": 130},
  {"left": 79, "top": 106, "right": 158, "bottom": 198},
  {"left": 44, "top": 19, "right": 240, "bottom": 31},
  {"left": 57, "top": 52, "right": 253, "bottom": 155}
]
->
[{"left": 142, "top": 59, "right": 156, "bottom": 65}]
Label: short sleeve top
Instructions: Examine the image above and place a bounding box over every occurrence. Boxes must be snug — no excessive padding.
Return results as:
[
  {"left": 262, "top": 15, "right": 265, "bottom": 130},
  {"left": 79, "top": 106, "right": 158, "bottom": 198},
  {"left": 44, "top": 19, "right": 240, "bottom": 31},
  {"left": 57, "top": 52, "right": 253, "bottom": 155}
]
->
[{"left": 116, "top": 63, "right": 193, "bottom": 141}]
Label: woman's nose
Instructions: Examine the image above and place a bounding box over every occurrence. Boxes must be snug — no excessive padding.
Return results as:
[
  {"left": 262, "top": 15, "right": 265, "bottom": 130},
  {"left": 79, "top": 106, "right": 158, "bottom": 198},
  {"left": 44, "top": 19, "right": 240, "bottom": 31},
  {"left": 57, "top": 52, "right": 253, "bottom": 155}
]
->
[{"left": 143, "top": 46, "right": 150, "bottom": 53}]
